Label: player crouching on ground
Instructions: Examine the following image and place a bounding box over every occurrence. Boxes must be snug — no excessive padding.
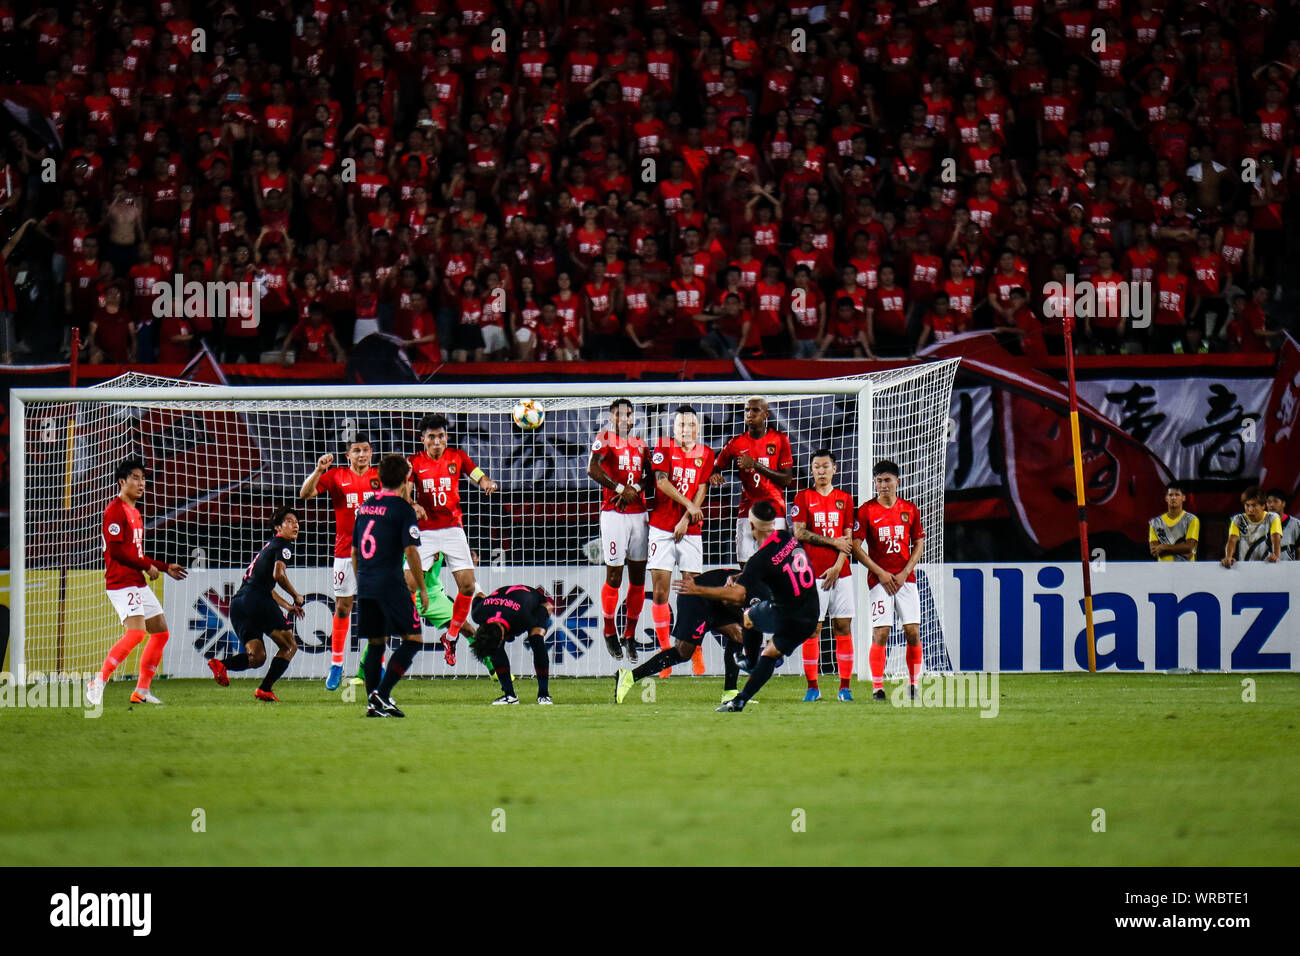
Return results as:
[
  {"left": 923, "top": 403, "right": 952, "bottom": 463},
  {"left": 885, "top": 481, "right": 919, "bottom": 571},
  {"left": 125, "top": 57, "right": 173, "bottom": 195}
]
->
[
  {"left": 354, "top": 454, "right": 429, "bottom": 718},
  {"left": 207, "top": 506, "right": 306, "bottom": 702},
  {"left": 675, "top": 500, "right": 822, "bottom": 712},
  {"left": 613, "top": 567, "right": 758, "bottom": 705},
  {"left": 468, "top": 585, "right": 555, "bottom": 705}
]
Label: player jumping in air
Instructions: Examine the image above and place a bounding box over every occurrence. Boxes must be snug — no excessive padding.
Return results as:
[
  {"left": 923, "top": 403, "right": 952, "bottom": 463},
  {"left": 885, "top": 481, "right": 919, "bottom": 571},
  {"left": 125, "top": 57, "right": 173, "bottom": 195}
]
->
[
  {"left": 87, "top": 458, "right": 189, "bottom": 707},
  {"left": 207, "top": 506, "right": 307, "bottom": 702},
  {"left": 711, "top": 397, "right": 795, "bottom": 565},
  {"left": 674, "top": 501, "right": 821, "bottom": 712},
  {"left": 408, "top": 413, "right": 498, "bottom": 666},
  {"left": 353, "top": 454, "right": 429, "bottom": 718},
  {"left": 851, "top": 460, "right": 926, "bottom": 700},
  {"left": 299, "top": 433, "right": 380, "bottom": 691},
  {"left": 614, "top": 567, "right": 758, "bottom": 705},
  {"left": 647, "top": 406, "right": 715, "bottom": 678},
  {"left": 789, "top": 448, "right": 857, "bottom": 702},
  {"left": 588, "top": 398, "right": 650, "bottom": 662},
  {"left": 468, "top": 584, "right": 555, "bottom": 705}
]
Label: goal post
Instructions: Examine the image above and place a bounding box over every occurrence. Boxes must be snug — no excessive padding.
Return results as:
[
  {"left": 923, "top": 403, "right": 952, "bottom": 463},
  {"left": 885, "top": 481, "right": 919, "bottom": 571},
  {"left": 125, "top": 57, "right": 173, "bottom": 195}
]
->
[{"left": 9, "top": 363, "right": 959, "bottom": 686}]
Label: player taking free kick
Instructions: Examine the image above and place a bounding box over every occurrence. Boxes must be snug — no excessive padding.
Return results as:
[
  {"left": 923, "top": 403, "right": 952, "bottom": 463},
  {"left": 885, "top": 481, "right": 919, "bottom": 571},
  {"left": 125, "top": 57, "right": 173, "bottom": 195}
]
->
[
  {"left": 675, "top": 501, "right": 821, "bottom": 712},
  {"left": 354, "top": 454, "right": 429, "bottom": 718},
  {"left": 647, "top": 406, "right": 715, "bottom": 677},
  {"left": 614, "top": 567, "right": 757, "bottom": 705},
  {"left": 587, "top": 398, "right": 650, "bottom": 662},
  {"left": 299, "top": 433, "right": 380, "bottom": 691},
  {"left": 851, "top": 460, "right": 926, "bottom": 700},
  {"left": 207, "top": 506, "right": 307, "bottom": 701},
  {"left": 408, "top": 413, "right": 498, "bottom": 666},
  {"left": 789, "top": 448, "right": 857, "bottom": 702},
  {"left": 87, "top": 458, "right": 189, "bottom": 707}
]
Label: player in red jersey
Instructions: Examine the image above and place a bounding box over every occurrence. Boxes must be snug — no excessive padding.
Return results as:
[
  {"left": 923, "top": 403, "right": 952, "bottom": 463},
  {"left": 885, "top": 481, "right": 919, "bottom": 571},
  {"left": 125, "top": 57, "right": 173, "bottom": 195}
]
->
[
  {"left": 299, "top": 433, "right": 380, "bottom": 691},
  {"left": 789, "top": 449, "right": 857, "bottom": 702},
  {"left": 408, "top": 412, "right": 498, "bottom": 666},
  {"left": 851, "top": 460, "right": 926, "bottom": 700},
  {"left": 647, "top": 406, "right": 715, "bottom": 677},
  {"left": 710, "top": 397, "right": 794, "bottom": 564},
  {"left": 86, "top": 458, "right": 188, "bottom": 707},
  {"left": 587, "top": 398, "right": 651, "bottom": 662}
]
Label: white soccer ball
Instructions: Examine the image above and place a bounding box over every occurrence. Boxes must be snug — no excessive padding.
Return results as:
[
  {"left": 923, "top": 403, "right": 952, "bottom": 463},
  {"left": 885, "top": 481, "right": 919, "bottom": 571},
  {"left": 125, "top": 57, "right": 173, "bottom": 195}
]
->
[{"left": 511, "top": 399, "right": 546, "bottom": 431}]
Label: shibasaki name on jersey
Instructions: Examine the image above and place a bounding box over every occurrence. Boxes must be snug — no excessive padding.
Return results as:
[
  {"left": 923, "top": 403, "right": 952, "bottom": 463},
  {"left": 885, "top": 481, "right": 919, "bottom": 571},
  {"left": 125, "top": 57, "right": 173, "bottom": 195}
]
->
[{"left": 480, "top": 594, "right": 523, "bottom": 612}]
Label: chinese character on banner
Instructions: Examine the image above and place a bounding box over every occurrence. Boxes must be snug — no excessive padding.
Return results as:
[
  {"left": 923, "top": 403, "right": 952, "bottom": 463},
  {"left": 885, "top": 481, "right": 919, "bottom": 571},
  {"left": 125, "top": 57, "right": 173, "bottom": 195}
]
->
[{"left": 1260, "top": 334, "right": 1300, "bottom": 501}]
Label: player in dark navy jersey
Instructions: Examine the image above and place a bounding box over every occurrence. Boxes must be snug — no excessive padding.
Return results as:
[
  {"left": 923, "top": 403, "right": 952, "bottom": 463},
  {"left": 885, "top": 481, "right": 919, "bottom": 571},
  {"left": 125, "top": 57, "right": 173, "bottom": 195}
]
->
[
  {"left": 468, "top": 584, "right": 556, "bottom": 704},
  {"left": 674, "top": 500, "right": 821, "bottom": 711},
  {"left": 613, "top": 567, "right": 760, "bottom": 704},
  {"left": 207, "top": 506, "right": 306, "bottom": 702},
  {"left": 353, "top": 454, "right": 429, "bottom": 718}
]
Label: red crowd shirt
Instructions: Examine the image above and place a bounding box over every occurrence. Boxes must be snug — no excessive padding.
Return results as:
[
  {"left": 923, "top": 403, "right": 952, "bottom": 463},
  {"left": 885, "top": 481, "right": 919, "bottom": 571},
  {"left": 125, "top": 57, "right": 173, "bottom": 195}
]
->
[
  {"left": 317, "top": 465, "right": 381, "bottom": 558},
  {"left": 103, "top": 497, "right": 166, "bottom": 590},
  {"left": 789, "top": 487, "right": 855, "bottom": 578},
  {"left": 591, "top": 431, "right": 649, "bottom": 514},
  {"left": 648, "top": 439, "right": 715, "bottom": 534},
  {"left": 716, "top": 428, "right": 793, "bottom": 518},
  {"left": 1156, "top": 272, "right": 1190, "bottom": 325},
  {"left": 409, "top": 448, "right": 479, "bottom": 530},
  {"left": 853, "top": 497, "right": 924, "bottom": 586}
]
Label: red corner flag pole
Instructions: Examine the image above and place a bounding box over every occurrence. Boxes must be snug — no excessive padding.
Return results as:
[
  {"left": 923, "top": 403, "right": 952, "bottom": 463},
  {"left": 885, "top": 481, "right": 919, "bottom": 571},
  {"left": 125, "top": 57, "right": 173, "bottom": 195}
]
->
[{"left": 1062, "top": 314, "right": 1098, "bottom": 672}]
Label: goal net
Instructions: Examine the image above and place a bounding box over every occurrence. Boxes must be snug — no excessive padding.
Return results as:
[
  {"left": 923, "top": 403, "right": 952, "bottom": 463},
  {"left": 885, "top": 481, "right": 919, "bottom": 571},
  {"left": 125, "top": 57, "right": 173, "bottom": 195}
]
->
[{"left": 9, "top": 364, "right": 959, "bottom": 685}]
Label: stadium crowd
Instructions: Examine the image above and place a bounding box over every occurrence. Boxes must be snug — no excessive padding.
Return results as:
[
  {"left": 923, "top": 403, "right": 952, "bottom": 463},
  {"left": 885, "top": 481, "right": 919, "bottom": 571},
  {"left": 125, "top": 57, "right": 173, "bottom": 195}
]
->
[{"left": 0, "top": 0, "right": 1296, "bottom": 368}]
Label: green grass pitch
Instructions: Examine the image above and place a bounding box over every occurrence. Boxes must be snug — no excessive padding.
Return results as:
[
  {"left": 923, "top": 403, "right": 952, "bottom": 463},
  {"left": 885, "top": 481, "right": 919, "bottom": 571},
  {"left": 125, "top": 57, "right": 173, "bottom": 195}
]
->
[{"left": 2, "top": 673, "right": 1297, "bottom": 866}]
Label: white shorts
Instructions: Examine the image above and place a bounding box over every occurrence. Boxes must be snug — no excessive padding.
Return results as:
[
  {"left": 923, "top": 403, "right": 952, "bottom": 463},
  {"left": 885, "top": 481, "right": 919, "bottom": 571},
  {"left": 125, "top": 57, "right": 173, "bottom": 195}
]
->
[
  {"left": 482, "top": 324, "right": 507, "bottom": 352},
  {"left": 332, "top": 556, "right": 357, "bottom": 597},
  {"left": 647, "top": 527, "right": 703, "bottom": 573},
  {"left": 737, "top": 515, "right": 787, "bottom": 563},
  {"left": 817, "top": 574, "right": 856, "bottom": 621},
  {"left": 418, "top": 527, "right": 475, "bottom": 573},
  {"left": 515, "top": 327, "right": 534, "bottom": 344},
  {"left": 868, "top": 580, "right": 921, "bottom": 629},
  {"left": 600, "top": 510, "right": 649, "bottom": 566},
  {"left": 105, "top": 585, "right": 164, "bottom": 624}
]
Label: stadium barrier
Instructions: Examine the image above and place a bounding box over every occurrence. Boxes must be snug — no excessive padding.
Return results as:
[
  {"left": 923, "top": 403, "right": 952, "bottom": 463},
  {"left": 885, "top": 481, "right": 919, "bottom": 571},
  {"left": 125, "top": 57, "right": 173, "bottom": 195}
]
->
[{"left": 83, "top": 561, "right": 1292, "bottom": 681}]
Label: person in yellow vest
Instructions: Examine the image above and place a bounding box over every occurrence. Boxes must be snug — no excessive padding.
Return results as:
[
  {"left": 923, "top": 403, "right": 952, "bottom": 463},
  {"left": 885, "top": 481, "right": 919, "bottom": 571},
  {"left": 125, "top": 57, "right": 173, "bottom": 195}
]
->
[
  {"left": 1149, "top": 482, "right": 1199, "bottom": 561},
  {"left": 1222, "top": 486, "right": 1283, "bottom": 567}
]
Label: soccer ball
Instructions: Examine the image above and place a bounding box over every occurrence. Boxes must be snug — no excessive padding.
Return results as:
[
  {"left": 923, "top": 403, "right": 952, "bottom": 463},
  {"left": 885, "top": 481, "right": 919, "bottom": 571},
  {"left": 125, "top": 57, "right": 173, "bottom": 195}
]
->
[{"left": 511, "top": 399, "right": 546, "bottom": 431}]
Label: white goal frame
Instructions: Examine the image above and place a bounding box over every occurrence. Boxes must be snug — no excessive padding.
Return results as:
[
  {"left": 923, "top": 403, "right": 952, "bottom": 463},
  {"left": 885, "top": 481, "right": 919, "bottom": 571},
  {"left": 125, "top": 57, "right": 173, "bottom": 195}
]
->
[{"left": 9, "top": 366, "right": 958, "bottom": 685}]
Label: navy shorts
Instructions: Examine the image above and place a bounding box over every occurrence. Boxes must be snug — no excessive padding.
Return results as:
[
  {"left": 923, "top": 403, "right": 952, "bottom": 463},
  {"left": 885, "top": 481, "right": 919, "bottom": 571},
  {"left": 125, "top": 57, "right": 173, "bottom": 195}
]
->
[
  {"left": 358, "top": 589, "right": 421, "bottom": 640},
  {"left": 673, "top": 594, "right": 740, "bottom": 646},
  {"left": 230, "top": 592, "right": 290, "bottom": 646},
  {"left": 749, "top": 599, "right": 819, "bottom": 656}
]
